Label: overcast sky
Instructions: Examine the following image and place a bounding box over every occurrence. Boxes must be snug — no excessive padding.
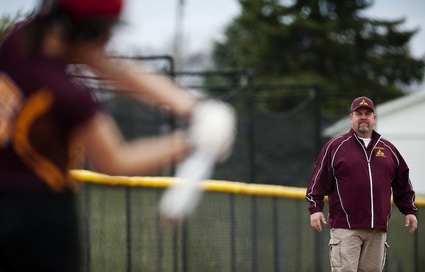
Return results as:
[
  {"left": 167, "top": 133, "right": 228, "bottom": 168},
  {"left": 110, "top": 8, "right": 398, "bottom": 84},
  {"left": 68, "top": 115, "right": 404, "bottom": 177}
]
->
[{"left": 1, "top": 0, "right": 424, "bottom": 58}]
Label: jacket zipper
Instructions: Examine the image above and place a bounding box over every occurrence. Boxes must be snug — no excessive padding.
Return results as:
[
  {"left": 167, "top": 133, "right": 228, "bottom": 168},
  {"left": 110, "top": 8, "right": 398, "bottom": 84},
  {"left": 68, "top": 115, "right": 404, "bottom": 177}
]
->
[
  {"left": 357, "top": 135, "right": 380, "bottom": 229},
  {"left": 367, "top": 160, "right": 374, "bottom": 228}
]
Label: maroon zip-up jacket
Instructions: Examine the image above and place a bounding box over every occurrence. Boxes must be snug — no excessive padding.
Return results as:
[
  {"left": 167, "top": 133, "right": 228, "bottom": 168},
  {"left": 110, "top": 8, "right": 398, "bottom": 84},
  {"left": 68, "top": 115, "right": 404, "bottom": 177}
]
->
[{"left": 306, "top": 129, "right": 417, "bottom": 231}]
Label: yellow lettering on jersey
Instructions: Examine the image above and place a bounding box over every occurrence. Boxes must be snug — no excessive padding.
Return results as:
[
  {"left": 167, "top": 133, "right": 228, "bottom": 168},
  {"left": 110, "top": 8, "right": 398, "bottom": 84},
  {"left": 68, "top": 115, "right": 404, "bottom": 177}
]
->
[
  {"left": 13, "top": 89, "right": 67, "bottom": 192},
  {"left": 0, "top": 73, "right": 22, "bottom": 146}
]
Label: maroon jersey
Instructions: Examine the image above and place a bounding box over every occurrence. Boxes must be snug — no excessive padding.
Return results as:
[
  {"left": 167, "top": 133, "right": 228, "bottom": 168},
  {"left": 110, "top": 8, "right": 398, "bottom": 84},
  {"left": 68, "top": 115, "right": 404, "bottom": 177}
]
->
[
  {"left": 306, "top": 129, "right": 417, "bottom": 231},
  {"left": 0, "top": 23, "right": 99, "bottom": 193}
]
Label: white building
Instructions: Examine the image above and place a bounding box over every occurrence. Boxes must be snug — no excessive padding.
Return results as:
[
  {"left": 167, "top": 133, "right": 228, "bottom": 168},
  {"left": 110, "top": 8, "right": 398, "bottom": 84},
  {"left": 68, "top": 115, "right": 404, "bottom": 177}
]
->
[{"left": 323, "top": 91, "right": 425, "bottom": 195}]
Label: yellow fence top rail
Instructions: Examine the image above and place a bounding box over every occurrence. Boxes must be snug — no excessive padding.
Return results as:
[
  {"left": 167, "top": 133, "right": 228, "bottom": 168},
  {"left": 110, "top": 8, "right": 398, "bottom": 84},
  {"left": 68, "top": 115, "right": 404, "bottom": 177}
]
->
[{"left": 70, "top": 169, "right": 425, "bottom": 205}]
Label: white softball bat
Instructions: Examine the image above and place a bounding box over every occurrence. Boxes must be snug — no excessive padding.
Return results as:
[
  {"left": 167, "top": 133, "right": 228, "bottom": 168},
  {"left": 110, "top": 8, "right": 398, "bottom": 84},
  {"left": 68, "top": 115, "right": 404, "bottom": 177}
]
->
[
  {"left": 158, "top": 148, "right": 215, "bottom": 221},
  {"left": 158, "top": 99, "right": 237, "bottom": 222}
]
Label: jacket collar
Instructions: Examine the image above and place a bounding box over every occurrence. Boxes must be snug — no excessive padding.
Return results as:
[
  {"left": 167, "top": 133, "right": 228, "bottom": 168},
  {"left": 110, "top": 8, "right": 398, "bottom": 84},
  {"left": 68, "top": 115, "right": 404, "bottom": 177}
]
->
[{"left": 349, "top": 128, "right": 381, "bottom": 140}]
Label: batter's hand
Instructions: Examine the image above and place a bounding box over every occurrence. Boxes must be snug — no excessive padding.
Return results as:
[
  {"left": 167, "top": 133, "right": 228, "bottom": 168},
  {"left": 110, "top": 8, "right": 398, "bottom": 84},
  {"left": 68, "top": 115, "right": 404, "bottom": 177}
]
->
[
  {"left": 310, "top": 212, "right": 327, "bottom": 232},
  {"left": 189, "top": 100, "right": 236, "bottom": 162},
  {"left": 405, "top": 214, "right": 418, "bottom": 234}
]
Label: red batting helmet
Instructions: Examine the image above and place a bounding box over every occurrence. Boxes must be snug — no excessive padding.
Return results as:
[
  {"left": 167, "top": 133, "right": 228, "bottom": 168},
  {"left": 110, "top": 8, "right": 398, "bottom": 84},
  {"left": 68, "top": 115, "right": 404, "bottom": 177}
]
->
[{"left": 57, "top": 0, "right": 124, "bottom": 20}]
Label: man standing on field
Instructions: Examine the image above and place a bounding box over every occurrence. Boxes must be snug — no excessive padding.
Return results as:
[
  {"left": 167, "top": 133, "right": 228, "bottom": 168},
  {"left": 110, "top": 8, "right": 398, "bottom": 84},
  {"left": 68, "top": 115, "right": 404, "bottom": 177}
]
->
[{"left": 305, "top": 96, "right": 418, "bottom": 272}]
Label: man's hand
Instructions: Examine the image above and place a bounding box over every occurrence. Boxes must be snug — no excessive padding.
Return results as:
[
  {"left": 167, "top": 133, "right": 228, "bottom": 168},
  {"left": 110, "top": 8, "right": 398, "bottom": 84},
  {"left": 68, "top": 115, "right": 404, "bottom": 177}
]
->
[
  {"left": 310, "top": 212, "right": 327, "bottom": 232},
  {"left": 405, "top": 214, "right": 418, "bottom": 234}
]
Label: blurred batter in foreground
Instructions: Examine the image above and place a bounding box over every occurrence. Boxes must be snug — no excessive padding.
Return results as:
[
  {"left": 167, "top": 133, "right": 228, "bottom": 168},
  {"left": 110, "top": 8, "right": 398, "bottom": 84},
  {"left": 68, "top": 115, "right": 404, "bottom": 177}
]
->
[{"left": 0, "top": 0, "right": 234, "bottom": 271}]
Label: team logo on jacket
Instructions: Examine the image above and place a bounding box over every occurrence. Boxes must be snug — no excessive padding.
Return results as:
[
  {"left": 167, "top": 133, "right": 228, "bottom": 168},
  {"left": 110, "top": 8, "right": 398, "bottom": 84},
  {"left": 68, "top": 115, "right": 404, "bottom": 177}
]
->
[{"left": 375, "top": 147, "right": 386, "bottom": 157}]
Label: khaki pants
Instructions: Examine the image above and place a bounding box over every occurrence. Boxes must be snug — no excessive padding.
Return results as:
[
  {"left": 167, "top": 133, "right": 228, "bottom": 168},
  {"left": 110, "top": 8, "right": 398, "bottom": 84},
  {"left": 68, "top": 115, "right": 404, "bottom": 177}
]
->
[{"left": 329, "top": 228, "right": 388, "bottom": 272}]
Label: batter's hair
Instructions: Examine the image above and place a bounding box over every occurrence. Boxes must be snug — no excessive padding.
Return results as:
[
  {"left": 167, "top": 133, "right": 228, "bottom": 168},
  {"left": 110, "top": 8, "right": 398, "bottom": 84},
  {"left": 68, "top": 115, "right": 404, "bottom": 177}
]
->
[{"left": 26, "top": 0, "right": 119, "bottom": 56}]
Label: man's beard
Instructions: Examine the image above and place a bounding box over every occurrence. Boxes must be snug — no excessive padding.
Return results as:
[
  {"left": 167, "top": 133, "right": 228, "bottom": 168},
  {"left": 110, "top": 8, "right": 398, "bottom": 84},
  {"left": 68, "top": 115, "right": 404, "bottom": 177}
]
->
[{"left": 358, "top": 124, "right": 370, "bottom": 134}]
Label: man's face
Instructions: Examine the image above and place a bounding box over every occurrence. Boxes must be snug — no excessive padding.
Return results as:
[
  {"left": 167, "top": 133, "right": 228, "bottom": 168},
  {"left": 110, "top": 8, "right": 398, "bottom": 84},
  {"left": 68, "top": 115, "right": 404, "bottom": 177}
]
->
[{"left": 349, "top": 108, "right": 376, "bottom": 137}]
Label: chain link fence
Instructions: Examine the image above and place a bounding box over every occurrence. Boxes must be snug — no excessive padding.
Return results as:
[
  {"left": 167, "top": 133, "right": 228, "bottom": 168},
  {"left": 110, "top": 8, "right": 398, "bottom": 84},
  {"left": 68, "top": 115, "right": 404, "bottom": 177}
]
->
[{"left": 72, "top": 55, "right": 420, "bottom": 272}]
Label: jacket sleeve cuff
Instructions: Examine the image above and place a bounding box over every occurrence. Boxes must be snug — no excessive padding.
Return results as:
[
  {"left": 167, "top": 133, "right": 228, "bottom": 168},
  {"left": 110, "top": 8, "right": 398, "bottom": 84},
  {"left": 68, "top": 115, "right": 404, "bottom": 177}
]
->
[
  {"left": 403, "top": 209, "right": 418, "bottom": 216},
  {"left": 309, "top": 207, "right": 322, "bottom": 215}
]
